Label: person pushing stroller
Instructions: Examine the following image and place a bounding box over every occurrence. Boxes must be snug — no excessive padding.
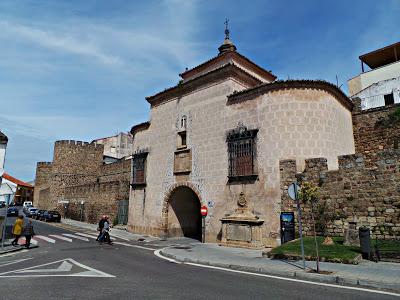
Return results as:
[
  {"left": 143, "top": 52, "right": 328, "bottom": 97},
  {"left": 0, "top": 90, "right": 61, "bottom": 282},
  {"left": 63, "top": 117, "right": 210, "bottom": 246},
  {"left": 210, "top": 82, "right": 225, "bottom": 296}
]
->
[{"left": 98, "top": 216, "right": 112, "bottom": 245}]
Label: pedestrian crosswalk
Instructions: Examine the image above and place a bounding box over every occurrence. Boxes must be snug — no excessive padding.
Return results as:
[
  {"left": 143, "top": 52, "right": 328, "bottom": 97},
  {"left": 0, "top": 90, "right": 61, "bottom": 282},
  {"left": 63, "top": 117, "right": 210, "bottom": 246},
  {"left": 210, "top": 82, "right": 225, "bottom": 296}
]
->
[
  {"left": 9, "top": 232, "right": 113, "bottom": 246},
  {"left": 49, "top": 235, "right": 72, "bottom": 242},
  {"left": 62, "top": 233, "right": 89, "bottom": 241},
  {"left": 35, "top": 235, "right": 56, "bottom": 243}
]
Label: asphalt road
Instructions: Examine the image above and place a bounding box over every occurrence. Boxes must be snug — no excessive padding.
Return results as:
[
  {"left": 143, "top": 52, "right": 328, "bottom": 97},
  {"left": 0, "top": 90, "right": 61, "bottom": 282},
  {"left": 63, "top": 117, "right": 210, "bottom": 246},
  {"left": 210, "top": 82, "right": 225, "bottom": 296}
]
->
[{"left": 0, "top": 217, "right": 398, "bottom": 300}]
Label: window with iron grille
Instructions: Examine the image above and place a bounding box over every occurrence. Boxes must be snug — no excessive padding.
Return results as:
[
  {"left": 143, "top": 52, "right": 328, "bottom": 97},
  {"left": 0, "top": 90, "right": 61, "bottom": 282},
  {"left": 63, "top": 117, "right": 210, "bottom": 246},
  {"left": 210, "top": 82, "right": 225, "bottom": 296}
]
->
[
  {"left": 226, "top": 124, "right": 258, "bottom": 182},
  {"left": 132, "top": 152, "right": 148, "bottom": 187}
]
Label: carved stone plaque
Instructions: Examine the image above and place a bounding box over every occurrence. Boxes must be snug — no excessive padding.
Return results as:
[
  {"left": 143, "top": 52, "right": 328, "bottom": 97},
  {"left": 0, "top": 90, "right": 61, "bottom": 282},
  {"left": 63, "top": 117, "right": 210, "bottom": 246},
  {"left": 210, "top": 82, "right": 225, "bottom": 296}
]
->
[
  {"left": 227, "top": 224, "right": 251, "bottom": 242},
  {"left": 238, "top": 192, "right": 247, "bottom": 207},
  {"left": 174, "top": 149, "right": 192, "bottom": 174}
]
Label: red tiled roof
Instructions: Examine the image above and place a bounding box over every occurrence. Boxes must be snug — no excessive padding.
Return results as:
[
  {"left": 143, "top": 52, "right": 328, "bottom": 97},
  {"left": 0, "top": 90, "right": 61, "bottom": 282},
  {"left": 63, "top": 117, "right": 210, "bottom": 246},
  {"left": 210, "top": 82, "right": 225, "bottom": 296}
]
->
[
  {"left": 130, "top": 121, "right": 150, "bottom": 137},
  {"left": 179, "top": 51, "right": 276, "bottom": 82},
  {"left": 146, "top": 63, "right": 262, "bottom": 107},
  {"left": 2, "top": 173, "right": 33, "bottom": 188}
]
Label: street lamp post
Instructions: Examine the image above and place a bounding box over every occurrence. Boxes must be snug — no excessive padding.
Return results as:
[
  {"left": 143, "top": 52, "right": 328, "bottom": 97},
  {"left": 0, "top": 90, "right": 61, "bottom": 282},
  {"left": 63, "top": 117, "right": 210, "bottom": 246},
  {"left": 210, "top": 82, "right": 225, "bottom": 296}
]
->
[
  {"left": 1, "top": 191, "right": 13, "bottom": 251},
  {"left": 0, "top": 130, "right": 9, "bottom": 251}
]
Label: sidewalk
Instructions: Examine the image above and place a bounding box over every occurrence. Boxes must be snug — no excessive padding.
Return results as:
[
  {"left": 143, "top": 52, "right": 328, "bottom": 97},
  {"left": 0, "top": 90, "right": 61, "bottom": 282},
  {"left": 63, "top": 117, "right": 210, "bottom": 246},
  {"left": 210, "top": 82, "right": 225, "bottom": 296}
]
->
[
  {"left": 0, "top": 243, "right": 25, "bottom": 255},
  {"left": 60, "top": 218, "right": 160, "bottom": 242},
  {"left": 160, "top": 243, "right": 400, "bottom": 292},
  {"left": 0, "top": 240, "right": 38, "bottom": 255}
]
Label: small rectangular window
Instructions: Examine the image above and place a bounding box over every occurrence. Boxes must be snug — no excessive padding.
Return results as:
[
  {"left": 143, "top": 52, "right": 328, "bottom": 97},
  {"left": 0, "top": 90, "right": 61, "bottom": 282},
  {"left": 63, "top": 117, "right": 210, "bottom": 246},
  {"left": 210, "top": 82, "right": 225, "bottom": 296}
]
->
[
  {"left": 177, "top": 131, "right": 187, "bottom": 149},
  {"left": 132, "top": 152, "right": 148, "bottom": 187},
  {"left": 384, "top": 93, "right": 394, "bottom": 106}
]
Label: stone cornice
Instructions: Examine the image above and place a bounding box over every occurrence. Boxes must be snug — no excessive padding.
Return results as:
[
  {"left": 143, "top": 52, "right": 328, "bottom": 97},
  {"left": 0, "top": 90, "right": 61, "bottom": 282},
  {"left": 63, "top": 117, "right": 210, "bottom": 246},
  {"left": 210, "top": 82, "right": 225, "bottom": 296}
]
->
[
  {"left": 227, "top": 80, "right": 354, "bottom": 111},
  {"left": 146, "top": 63, "right": 262, "bottom": 108},
  {"left": 179, "top": 51, "right": 276, "bottom": 82},
  {"left": 130, "top": 121, "right": 150, "bottom": 137}
]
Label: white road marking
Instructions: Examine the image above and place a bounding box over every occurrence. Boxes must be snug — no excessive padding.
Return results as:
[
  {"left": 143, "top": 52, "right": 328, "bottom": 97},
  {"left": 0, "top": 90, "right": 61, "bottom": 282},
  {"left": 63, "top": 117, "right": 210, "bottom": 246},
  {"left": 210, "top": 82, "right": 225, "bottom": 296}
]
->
[
  {"left": 154, "top": 250, "right": 400, "bottom": 298},
  {"left": 17, "top": 261, "right": 73, "bottom": 273},
  {"left": 67, "top": 258, "right": 115, "bottom": 278},
  {"left": 16, "top": 237, "right": 37, "bottom": 246},
  {"left": 62, "top": 234, "right": 89, "bottom": 242},
  {"left": 109, "top": 234, "right": 129, "bottom": 241},
  {"left": 0, "top": 258, "right": 33, "bottom": 267},
  {"left": 0, "top": 258, "right": 115, "bottom": 278},
  {"left": 34, "top": 235, "right": 56, "bottom": 243},
  {"left": 49, "top": 235, "right": 72, "bottom": 242},
  {"left": 113, "top": 241, "right": 156, "bottom": 251},
  {"left": 154, "top": 249, "right": 182, "bottom": 264},
  {"left": 75, "top": 232, "right": 98, "bottom": 239},
  {"left": 0, "top": 250, "right": 29, "bottom": 257}
]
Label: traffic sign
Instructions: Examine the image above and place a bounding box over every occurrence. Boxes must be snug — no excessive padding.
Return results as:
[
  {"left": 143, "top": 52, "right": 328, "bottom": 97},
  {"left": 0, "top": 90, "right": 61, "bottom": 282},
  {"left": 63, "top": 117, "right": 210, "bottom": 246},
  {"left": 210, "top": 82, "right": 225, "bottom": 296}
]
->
[
  {"left": 200, "top": 205, "right": 208, "bottom": 217},
  {"left": 288, "top": 183, "right": 300, "bottom": 200}
]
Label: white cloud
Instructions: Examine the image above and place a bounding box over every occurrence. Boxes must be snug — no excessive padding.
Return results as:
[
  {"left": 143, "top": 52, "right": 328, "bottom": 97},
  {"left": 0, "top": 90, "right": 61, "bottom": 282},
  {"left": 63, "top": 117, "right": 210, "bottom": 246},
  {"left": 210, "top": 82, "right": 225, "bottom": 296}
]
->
[{"left": 0, "top": 21, "right": 122, "bottom": 65}]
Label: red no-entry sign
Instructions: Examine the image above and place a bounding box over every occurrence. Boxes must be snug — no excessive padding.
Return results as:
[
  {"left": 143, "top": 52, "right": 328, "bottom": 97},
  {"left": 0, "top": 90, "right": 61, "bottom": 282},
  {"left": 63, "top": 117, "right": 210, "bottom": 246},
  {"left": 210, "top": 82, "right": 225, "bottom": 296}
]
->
[{"left": 200, "top": 205, "right": 208, "bottom": 217}]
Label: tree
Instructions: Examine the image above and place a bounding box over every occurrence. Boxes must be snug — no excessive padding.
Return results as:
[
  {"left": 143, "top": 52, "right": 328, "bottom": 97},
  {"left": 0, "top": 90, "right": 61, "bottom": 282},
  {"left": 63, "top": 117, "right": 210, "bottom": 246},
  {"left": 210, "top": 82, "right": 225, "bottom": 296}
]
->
[{"left": 298, "top": 181, "right": 321, "bottom": 273}]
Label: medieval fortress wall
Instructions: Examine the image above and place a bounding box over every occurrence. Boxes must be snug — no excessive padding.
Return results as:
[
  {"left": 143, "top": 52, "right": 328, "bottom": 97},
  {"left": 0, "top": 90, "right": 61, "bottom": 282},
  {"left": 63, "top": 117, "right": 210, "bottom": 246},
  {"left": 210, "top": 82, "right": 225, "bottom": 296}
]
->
[
  {"left": 280, "top": 102, "right": 400, "bottom": 238},
  {"left": 34, "top": 140, "right": 131, "bottom": 223}
]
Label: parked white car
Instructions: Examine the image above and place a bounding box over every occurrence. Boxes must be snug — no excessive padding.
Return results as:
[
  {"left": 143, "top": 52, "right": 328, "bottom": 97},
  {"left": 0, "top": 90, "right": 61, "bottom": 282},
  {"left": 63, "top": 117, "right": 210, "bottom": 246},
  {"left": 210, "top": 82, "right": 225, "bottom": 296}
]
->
[
  {"left": 27, "top": 207, "right": 39, "bottom": 218},
  {"left": 23, "top": 201, "right": 33, "bottom": 208}
]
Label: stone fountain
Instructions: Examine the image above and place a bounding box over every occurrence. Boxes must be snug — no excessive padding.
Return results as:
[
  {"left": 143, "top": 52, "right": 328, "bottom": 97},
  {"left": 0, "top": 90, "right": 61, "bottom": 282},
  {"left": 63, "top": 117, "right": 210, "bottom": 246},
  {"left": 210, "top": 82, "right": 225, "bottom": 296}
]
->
[{"left": 220, "top": 192, "right": 264, "bottom": 249}]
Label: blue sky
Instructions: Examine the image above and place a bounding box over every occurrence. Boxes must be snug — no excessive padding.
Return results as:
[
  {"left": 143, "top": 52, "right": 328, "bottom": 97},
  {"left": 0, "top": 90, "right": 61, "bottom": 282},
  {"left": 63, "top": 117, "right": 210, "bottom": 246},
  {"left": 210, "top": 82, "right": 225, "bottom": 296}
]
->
[{"left": 0, "top": 0, "right": 399, "bottom": 181}]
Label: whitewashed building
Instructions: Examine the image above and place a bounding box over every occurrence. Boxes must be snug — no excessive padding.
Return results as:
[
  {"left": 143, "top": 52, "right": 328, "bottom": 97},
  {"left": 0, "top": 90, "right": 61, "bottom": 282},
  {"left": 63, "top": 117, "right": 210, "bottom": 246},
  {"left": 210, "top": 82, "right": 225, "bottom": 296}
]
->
[{"left": 348, "top": 42, "right": 400, "bottom": 109}]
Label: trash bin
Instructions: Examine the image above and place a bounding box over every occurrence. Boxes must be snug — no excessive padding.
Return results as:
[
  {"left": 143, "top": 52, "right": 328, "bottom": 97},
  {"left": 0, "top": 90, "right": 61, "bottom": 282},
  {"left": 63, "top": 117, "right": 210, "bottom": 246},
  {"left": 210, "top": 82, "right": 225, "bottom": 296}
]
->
[{"left": 359, "top": 227, "right": 371, "bottom": 259}]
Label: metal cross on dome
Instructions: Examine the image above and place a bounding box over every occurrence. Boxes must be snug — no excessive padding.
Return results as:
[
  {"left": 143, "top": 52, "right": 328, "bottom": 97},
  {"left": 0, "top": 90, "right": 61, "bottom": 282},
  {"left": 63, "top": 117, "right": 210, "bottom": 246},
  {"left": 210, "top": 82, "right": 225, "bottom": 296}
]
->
[{"left": 224, "top": 18, "right": 230, "bottom": 40}]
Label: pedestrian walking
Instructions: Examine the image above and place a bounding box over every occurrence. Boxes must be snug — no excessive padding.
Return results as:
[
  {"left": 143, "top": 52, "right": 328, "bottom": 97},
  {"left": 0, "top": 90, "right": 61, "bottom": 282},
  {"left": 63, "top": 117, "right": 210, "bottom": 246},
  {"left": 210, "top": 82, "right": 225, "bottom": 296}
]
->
[
  {"left": 11, "top": 215, "right": 24, "bottom": 246},
  {"left": 99, "top": 216, "right": 112, "bottom": 245},
  {"left": 23, "top": 219, "right": 35, "bottom": 249},
  {"left": 96, "top": 215, "right": 106, "bottom": 241}
]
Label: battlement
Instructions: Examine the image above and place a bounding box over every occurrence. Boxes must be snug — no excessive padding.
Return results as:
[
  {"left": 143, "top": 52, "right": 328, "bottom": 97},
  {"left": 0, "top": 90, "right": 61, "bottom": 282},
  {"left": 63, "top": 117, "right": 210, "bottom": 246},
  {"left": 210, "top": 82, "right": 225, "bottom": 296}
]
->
[
  {"left": 338, "top": 153, "right": 365, "bottom": 170},
  {"left": 37, "top": 161, "right": 52, "bottom": 166},
  {"left": 55, "top": 140, "right": 99, "bottom": 147},
  {"left": 280, "top": 151, "right": 398, "bottom": 175},
  {"left": 304, "top": 157, "right": 328, "bottom": 172},
  {"left": 279, "top": 149, "right": 400, "bottom": 239}
]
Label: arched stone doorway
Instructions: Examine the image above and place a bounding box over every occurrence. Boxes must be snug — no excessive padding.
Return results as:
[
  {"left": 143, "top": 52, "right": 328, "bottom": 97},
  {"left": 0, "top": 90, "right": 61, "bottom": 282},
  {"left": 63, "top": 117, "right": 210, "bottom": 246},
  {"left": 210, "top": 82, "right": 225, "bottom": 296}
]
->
[{"left": 163, "top": 184, "right": 202, "bottom": 241}]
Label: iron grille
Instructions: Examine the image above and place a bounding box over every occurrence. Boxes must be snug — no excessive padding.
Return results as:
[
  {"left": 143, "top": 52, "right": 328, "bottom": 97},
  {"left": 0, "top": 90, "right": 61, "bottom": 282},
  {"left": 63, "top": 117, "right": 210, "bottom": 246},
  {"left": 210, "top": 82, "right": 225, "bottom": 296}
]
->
[
  {"left": 227, "top": 125, "right": 258, "bottom": 180},
  {"left": 132, "top": 152, "right": 148, "bottom": 186}
]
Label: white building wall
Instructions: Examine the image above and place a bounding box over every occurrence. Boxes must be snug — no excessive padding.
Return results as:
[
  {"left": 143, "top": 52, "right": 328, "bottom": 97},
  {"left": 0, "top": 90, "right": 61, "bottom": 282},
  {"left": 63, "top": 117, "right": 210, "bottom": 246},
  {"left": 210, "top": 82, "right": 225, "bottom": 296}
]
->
[
  {"left": 0, "top": 144, "right": 6, "bottom": 171},
  {"left": 348, "top": 61, "right": 400, "bottom": 96},
  {"left": 0, "top": 178, "right": 16, "bottom": 204},
  {"left": 353, "top": 77, "right": 400, "bottom": 110}
]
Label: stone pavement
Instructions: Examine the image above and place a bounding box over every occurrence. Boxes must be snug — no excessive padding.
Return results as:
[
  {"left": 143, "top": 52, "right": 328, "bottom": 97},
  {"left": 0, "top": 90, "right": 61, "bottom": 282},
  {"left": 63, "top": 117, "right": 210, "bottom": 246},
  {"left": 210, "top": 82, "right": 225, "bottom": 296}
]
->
[{"left": 160, "top": 243, "right": 400, "bottom": 292}]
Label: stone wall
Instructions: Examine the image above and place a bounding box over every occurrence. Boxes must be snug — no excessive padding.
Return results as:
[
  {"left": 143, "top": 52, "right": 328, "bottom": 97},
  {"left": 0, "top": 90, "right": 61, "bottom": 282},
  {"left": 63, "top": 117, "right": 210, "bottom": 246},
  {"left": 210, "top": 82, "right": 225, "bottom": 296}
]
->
[
  {"left": 280, "top": 150, "right": 400, "bottom": 239},
  {"left": 353, "top": 99, "right": 400, "bottom": 155},
  {"left": 33, "top": 162, "right": 52, "bottom": 207},
  {"left": 34, "top": 140, "right": 131, "bottom": 224}
]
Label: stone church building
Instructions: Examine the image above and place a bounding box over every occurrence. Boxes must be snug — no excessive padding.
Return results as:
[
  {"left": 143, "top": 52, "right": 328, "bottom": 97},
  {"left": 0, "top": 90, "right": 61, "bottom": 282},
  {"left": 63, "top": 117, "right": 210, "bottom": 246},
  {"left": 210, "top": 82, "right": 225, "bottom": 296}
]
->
[{"left": 127, "top": 31, "right": 356, "bottom": 247}]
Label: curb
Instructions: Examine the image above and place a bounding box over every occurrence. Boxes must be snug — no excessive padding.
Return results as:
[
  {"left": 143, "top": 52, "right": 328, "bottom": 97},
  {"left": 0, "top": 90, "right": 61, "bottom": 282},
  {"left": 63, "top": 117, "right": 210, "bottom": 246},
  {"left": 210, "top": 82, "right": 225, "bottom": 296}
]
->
[
  {"left": 159, "top": 249, "right": 400, "bottom": 293},
  {"left": 0, "top": 246, "right": 25, "bottom": 256},
  {"left": 265, "top": 252, "right": 363, "bottom": 265}
]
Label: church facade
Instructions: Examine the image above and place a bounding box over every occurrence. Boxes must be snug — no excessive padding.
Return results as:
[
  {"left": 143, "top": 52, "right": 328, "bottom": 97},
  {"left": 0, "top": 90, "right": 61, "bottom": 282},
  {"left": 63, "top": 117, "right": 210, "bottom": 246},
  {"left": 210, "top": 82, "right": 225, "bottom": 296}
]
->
[{"left": 127, "top": 33, "right": 355, "bottom": 247}]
